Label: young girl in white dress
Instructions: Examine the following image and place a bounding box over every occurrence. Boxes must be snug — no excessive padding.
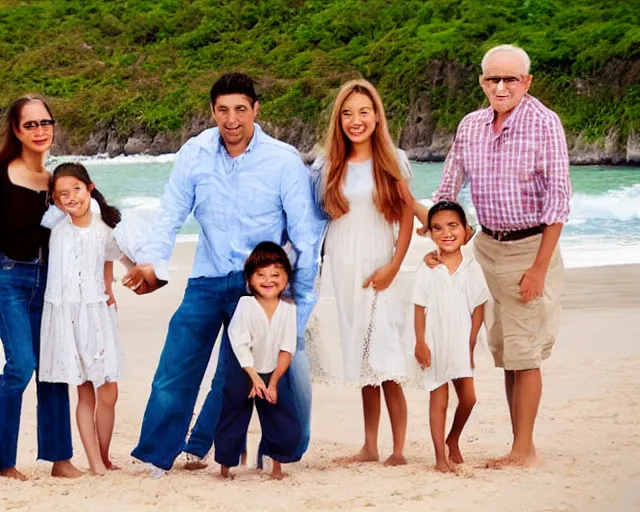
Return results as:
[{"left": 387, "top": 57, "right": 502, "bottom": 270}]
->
[
  {"left": 413, "top": 201, "right": 489, "bottom": 472},
  {"left": 311, "top": 79, "right": 415, "bottom": 466},
  {"left": 39, "top": 163, "right": 126, "bottom": 476}
]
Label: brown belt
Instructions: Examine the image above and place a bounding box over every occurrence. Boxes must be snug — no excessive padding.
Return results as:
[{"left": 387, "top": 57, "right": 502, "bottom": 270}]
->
[{"left": 481, "top": 225, "right": 544, "bottom": 242}]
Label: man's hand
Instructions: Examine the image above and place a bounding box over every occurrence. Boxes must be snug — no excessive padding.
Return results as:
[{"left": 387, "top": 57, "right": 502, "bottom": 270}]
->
[
  {"left": 122, "top": 264, "right": 161, "bottom": 295},
  {"left": 106, "top": 291, "right": 117, "bottom": 310},
  {"left": 519, "top": 265, "right": 546, "bottom": 303},
  {"left": 423, "top": 250, "right": 441, "bottom": 269},
  {"left": 415, "top": 341, "right": 431, "bottom": 369},
  {"left": 363, "top": 262, "right": 399, "bottom": 292}
]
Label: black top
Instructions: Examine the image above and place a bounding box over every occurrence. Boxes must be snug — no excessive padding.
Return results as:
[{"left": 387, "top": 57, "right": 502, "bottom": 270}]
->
[{"left": 0, "top": 163, "right": 50, "bottom": 262}]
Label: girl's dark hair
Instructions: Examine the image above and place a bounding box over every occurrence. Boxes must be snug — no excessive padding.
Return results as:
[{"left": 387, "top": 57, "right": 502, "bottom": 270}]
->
[
  {"left": 51, "top": 163, "right": 121, "bottom": 229},
  {"left": 427, "top": 200, "right": 468, "bottom": 229},
  {"left": 210, "top": 72, "right": 257, "bottom": 107},
  {"left": 0, "top": 95, "right": 55, "bottom": 165},
  {"left": 244, "top": 241, "right": 293, "bottom": 298}
]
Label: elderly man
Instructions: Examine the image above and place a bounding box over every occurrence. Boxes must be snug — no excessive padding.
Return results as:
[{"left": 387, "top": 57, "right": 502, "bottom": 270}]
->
[
  {"left": 123, "top": 72, "right": 325, "bottom": 475},
  {"left": 430, "top": 44, "right": 571, "bottom": 466}
]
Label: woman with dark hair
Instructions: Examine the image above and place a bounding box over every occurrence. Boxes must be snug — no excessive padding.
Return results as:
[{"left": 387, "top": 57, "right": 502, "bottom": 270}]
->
[{"left": 0, "top": 95, "right": 81, "bottom": 480}]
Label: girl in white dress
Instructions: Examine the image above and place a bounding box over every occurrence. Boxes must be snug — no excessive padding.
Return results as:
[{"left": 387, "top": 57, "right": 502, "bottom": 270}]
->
[
  {"left": 39, "top": 163, "right": 125, "bottom": 476},
  {"left": 312, "top": 79, "right": 415, "bottom": 466},
  {"left": 413, "top": 201, "right": 489, "bottom": 472}
]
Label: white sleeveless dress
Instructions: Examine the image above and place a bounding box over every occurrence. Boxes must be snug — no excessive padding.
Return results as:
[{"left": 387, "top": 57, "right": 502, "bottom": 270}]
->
[{"left": 309, "top": 158, "right": 417, "bottom": 387}]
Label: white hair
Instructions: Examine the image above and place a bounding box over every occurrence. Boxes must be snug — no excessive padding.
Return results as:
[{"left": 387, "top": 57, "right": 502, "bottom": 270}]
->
[{"left": 481, "top": 45, "right": 531, "bottom": 75}]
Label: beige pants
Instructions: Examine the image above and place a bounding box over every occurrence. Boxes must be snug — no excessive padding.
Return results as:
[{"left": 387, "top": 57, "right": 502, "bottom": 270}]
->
[{"left": 474, "top": 232, "right": 564, "bottom": 371}]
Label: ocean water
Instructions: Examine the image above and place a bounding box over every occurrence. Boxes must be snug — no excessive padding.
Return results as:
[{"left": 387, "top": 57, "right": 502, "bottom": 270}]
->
[{"left": 49, "top": 154, "right": 640, "bottom": 269}]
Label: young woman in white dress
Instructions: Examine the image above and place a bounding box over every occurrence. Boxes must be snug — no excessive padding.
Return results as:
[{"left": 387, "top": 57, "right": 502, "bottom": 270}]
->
[
  {"left": 312, "top": 79, "right": 415, "bottom": 466},
  {"left": 413, "top": 201, "right": 489, "bottom": 472},
  {"left": 39, "top": 163, "right": 125, "bottom": 476}
]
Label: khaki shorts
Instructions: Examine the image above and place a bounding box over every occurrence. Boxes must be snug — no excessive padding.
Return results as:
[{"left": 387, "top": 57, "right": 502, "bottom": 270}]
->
[{"left": 474, "top": 232, "right": 564, "bottom": 371}]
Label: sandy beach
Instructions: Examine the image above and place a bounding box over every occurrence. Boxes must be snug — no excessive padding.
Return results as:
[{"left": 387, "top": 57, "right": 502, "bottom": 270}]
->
[{"left": 1, "top": 233, "right": 639, "bottom": 512}]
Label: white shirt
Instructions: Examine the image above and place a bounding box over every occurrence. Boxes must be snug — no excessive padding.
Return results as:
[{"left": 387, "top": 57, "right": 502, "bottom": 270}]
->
[{"left": 228, "top": 296, "right": 297, "bottom": 373}]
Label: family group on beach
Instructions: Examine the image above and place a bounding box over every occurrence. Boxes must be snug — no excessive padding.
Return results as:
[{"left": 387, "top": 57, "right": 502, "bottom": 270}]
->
[{"left": 0, "top": 43, "right": 571, "bottom": 481}]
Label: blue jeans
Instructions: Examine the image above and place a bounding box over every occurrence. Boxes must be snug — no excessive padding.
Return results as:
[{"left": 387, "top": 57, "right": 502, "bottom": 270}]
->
[
  {"left": 214, "top": 368, "right": 302, "bottom": 468},
  {"left": 131, "top": 272, "right": 248, "bottom": 470},
  {"left": 184, "top": 333, "right": 313, "bottom": 466},
  {"left": 0, "top": 254, "right": 73, "bottom": 470}
]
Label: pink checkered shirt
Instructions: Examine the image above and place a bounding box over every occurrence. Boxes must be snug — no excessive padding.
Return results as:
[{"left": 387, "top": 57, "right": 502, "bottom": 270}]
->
[{"left": 434, "top": 94, "right": 571, "bottom": 231}]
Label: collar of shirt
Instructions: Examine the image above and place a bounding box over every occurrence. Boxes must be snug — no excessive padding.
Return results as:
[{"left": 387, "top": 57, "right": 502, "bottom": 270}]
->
[
  {"left": 480, "top": 94, "right": 532, "bottom": 135},
  {"left": 217, "top": 124, "right": 260, "bottom": 172}
]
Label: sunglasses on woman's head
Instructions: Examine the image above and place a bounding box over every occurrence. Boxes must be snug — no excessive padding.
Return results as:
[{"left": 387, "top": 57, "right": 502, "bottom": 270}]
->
[{"left": 21, "top": 119, "right": 56, "bottom": 131}]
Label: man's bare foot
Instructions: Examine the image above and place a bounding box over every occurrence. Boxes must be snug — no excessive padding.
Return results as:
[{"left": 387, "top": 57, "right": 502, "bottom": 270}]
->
[
  {"left": 434, "top": 459, "right": 454, "bottom": 473},
  {"left": 333, "top": 447, "right": 379, "bottom": 465},
  {"left": 383, "top": 453, "right": 407, "bottom": 466},
  {"left": 446, "top": 439, "right": 464, "bottom": 464},
  {"left": 484, "top": 449, "right": 537, "bottom": 469},
  {"left": 51, "top": 460, "right": 84, "bottom": 478},
  {"left": 0, "top": 467, "right": 28, "bottom": 481},
  {"left": 270, "top": 460, "right": 285, "bottom": 480},
  {"left": 219, "top": 465, "right": 235, "bottom": 480}
]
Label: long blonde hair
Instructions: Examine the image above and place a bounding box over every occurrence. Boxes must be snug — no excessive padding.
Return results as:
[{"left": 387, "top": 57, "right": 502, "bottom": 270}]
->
[{"left": 322, "top": 79, "right": 410, "bottom": 223}]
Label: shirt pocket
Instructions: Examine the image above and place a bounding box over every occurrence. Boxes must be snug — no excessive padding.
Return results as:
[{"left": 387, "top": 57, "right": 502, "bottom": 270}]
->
[
  {"left": 194, "top": 176, "right": 228, "bottom": 226},
  {"left": 238, "top": 180, "right": 281, "bottom": 228}
]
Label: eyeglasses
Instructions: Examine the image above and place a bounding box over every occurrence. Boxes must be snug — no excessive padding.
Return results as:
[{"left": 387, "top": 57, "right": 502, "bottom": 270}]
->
[
  {"left": 21, "top": 119, "right": 56, "bottom": 131},
  {"left": 482, "top": 76, "right": 523, "bottom": 87}
]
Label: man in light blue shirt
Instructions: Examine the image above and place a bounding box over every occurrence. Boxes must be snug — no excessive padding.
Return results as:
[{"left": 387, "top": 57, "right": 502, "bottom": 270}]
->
[{"left": 123, "top": 72, "right": 325, "bottom": 472}]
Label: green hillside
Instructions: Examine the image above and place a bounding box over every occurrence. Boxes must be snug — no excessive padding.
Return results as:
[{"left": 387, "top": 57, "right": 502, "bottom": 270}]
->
[{"left": 0, "top": 0, "right": 638, "bottom": 151}]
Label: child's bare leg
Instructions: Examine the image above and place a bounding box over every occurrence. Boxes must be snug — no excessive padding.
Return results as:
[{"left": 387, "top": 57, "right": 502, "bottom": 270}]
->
[
  {"left": 96, "top": 382, "right": 119, "bottom": 470},
  {"left": 336, "top": 385, "right": 381, "bottom": 463},
  {"left": 429, "top": 384, "right": 452, "bottom": 472},
  {"left": 381, "top": 380, "right": 408, "bottom": 466},
  {"left": 270, "top": 460, "right": 285, "bottom": 480},
  {"left": 219, "top": 465, "right": 234, "bottom": 480},
  {"left": 77, "top": 383, "right": 107, "bottom": 475},
  {"left": 446, "top": 378, "right": 476, "bottom": 464}
]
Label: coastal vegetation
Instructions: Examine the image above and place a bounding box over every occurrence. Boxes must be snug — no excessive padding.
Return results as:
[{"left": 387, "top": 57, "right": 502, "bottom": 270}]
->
[{"left": 0, "top": 0, "right": 637, "bottom": 153}]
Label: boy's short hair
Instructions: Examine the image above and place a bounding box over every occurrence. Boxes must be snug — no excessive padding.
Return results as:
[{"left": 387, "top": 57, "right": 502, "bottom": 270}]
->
[
  {"left": 244, "top": 241, "right": 293, "bottom": 297},
  {"left": 209, "top": 72, "right": 257, "bottom": 107}
]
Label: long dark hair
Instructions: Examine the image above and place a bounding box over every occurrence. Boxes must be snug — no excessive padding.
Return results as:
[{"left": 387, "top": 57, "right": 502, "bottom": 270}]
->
[
  {"left": 51, "top": 163, "right": 121, "bottom": 228},
  {"left": 244, "top": 241, "right": 293, "bottom": 298},
  {"left": 427, "top": 200, "right": 469, "bottom": 229},
  {"left": 0, "top": 95, "right": 55, "bottom": 165}
]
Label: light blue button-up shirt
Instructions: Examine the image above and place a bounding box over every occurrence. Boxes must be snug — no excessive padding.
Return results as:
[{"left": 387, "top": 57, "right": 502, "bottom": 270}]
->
[{"left": 136, "top": 124, "right": 326, "bottom": 338}]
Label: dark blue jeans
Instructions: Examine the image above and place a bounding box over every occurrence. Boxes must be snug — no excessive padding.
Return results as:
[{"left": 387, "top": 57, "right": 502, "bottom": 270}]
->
[
  {"left": 214, "top": 368, "right": 302, "bottom": 468},
  {"left": 131, "top": 272, "right": 248, "bottom": 470},
  {"left": 0, "top": 254, "right": 73, "bottom": 470}
]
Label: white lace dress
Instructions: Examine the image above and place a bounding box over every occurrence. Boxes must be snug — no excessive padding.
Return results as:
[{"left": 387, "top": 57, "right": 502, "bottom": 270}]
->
[
  {"left": 39, "top": 210, "right": 124, "bottom": 388},
  {"left": 310, "top": 157, "right": 417, "bottom": 387}
]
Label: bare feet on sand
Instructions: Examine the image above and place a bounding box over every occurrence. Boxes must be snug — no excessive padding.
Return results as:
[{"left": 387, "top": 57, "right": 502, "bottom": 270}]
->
[
  {"left": 184, "top": 458, "right": 208, "bottom": 471},
  {"left": 270, "top": 460, "right": 285, "bottom": 480},
  {"left": 434, "top": 458, "right": 455, "bottom": 473},
  {"left": 51, "top": 460, "right": 84, "bottom": 478},
  {"left": 104, "top": 460, "right": 121, "bottom": 471},
  {"left": 484, "top": 449, "right": 538, "bottom": 469},
  {"left": 334, "top": 447, "right": 379, "bottom": 465},
  {"left": 446, "top": 439, "right": 464, "bottom": 464},
  {"left": 0, "top": 467, "right": 28, "bottom": 481},
  {"left": 219, "top": 465, "right": 235, "bottom": 480},
  {"left": 383, "top": 453, "right": 407, "bottom": 466}
]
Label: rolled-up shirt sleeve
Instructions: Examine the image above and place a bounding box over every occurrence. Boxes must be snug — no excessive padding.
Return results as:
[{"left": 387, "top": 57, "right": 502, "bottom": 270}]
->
[
  {"left": 135, "top": 144, "right": 196, "bottom": 282},
  {"left": 433, "top": 123, "right": 468, "bottom": 203},
  {"left": 539, "top": 114, "right": 571, "bottom": 225},
  {"left": 228, "top": 298, "right": 254, "bottom": 369},
  {"left": 281, "top": 155, "right": 327, "bottom": 342}
]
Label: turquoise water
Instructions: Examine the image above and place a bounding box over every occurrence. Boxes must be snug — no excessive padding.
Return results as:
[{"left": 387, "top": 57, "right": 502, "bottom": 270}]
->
[{"left": 49, "top": 155, "right": 640, "bottom": 269}]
